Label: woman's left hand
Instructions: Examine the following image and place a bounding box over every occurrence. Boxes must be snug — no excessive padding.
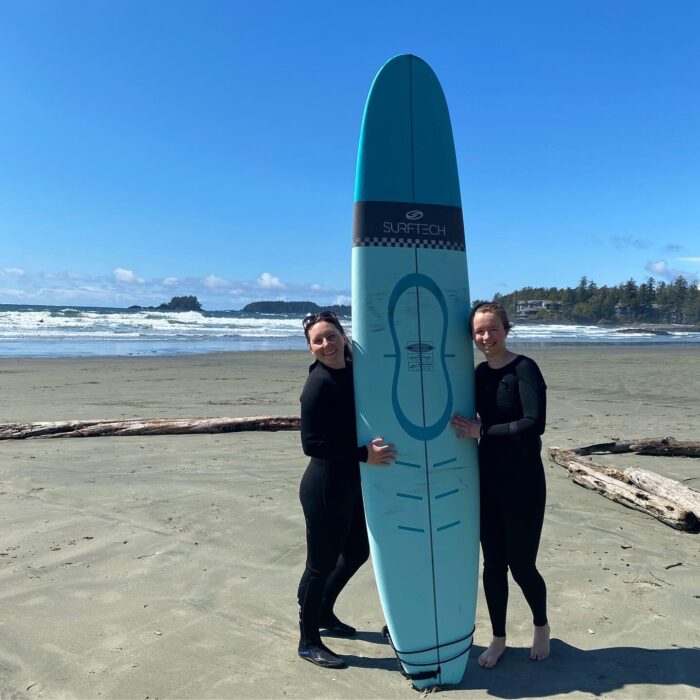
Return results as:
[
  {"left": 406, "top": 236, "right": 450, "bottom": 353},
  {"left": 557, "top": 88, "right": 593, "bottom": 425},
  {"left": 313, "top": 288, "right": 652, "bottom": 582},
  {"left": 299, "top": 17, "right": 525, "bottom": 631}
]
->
[{"left": 450, "top": 413, "right": 482, "bottom": 440}]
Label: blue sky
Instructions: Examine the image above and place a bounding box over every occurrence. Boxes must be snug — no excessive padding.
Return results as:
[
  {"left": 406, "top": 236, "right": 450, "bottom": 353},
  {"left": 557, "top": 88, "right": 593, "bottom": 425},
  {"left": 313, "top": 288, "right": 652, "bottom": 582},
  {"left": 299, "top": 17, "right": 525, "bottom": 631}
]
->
[{"left": 1, "top": 1, "right": 698, "bottom": 310}]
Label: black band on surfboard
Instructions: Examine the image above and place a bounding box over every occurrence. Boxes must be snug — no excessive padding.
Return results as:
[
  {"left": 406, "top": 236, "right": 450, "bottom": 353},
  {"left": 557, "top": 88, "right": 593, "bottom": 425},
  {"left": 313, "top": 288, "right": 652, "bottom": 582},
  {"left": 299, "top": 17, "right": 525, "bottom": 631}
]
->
[{"left": 382, "top": 624, "right": 475, "bottom": 682}]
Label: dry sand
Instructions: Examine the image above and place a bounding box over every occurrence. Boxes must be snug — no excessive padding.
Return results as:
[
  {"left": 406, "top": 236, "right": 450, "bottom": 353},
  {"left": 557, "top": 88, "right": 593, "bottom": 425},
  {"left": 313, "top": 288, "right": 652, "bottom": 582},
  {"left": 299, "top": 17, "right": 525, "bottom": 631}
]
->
[{"left": 1, "top": 347, "right": 699, "bottom": 699}]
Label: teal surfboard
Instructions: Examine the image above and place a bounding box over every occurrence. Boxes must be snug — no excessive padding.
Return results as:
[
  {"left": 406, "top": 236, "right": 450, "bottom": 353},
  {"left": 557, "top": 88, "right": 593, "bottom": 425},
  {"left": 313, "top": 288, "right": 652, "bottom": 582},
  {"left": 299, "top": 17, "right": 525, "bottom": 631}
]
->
[{"left": 351, "top": 55, "right": 479, "bottom": 689}]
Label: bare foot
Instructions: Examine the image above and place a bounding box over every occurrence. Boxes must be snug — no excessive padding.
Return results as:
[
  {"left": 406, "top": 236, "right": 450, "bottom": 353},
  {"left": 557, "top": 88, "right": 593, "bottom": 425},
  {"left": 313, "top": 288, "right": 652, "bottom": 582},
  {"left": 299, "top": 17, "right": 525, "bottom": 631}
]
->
[
  {"left": 477, "top": 636, "right": 506, "bottom": 669},
  {"left": 530, "top": 623, "right": 550, "bottom": 661}
]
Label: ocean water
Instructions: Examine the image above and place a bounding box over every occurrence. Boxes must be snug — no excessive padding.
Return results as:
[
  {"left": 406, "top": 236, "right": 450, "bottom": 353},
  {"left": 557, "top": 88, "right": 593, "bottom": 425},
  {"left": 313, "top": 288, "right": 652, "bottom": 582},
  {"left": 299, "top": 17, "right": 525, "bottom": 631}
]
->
[{"left": 1, "top": 304, "right": 699, "bottom": 358}]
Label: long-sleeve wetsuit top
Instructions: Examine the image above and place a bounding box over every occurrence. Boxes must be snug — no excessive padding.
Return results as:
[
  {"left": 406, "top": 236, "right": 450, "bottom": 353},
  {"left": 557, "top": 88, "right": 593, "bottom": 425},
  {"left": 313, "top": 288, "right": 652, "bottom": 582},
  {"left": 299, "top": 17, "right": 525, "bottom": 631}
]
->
[
  {"left": 476, "top": 354, "right": 547, "bottom": 469},
  {"left": 300, "top": 360, "right": 368, "bottom": 478}
]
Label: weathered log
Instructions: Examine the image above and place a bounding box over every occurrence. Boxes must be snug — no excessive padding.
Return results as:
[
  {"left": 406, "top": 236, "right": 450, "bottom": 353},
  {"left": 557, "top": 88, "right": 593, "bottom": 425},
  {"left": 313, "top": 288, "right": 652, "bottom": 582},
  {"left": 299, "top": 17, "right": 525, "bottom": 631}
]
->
[
  {"left": 549, "top": 447, "right": 700, "bottom": 532},
  {"left": 624, "top": 468, "right": 700, "bottom": 518},
  {"left": 568, "top": 462, "right": 698, "bottom": 532},
  {"left": 550, "top": 447, "right": 700, "bottom": 517},
  {"left": 549, "top": 448, "right": 624, "bottom": 479},
  {"left": 0, "top": 416, "right": 301, "bottom": 440},
  {"left": 571, "top": 437, "right": 700, "bottom": 457}
]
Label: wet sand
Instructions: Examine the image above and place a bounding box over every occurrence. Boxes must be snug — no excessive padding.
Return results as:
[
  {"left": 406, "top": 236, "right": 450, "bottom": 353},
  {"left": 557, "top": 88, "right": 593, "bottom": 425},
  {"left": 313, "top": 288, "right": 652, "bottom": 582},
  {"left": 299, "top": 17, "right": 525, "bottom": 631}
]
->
[{"left": 1, "top": 347, "right": 699, "bottom": 698}]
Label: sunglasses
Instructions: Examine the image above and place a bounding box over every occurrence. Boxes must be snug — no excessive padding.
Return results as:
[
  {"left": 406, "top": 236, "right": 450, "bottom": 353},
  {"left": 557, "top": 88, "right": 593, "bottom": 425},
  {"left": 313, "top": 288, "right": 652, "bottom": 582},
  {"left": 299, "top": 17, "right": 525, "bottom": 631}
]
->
[{"left": 302, "top": 310, "right": 339, "bottom": 331}]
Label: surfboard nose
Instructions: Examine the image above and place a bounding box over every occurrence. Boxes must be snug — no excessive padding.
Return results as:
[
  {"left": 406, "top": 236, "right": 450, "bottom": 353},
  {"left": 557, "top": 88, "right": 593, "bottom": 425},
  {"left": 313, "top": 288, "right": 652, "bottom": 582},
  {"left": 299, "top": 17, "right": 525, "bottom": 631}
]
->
[{"left": 355, "top": 54, "right": 461, "bottom": 207}]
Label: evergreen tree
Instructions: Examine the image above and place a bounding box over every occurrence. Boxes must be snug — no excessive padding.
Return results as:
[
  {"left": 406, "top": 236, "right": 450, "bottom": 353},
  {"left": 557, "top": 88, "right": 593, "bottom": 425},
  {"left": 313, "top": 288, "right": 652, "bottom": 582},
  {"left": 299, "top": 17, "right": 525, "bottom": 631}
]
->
[{"left": 576, "top": 276, "right": 589, "bottom": 303}]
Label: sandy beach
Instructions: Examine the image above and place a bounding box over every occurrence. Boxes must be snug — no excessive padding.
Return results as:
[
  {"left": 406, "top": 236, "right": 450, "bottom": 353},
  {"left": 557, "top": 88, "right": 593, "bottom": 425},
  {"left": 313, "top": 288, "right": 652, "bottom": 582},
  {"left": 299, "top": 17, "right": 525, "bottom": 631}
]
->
[{"left": 1, "top": 347, "right": 699, "bottom": 699}]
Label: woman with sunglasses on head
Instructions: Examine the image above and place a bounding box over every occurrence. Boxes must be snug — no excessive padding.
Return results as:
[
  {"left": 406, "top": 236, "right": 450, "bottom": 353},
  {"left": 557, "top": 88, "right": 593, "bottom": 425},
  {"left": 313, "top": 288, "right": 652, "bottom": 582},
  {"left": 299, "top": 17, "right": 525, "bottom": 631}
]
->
[
  {"left": 451, "top": 302, "right": 550, "bottom": 669},
  {"left": 297, "top": 310, "right": 396, "bottom": 669}
]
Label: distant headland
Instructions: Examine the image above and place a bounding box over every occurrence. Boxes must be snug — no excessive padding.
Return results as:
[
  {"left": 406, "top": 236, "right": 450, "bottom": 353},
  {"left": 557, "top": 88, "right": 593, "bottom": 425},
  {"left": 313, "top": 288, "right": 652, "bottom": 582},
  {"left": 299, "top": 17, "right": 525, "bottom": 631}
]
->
[
  {"left": 488, "top": 275, "right": 698, "bottom": 326},
  {"left": 242, "top": 301, "right": 351, "bottom": 315}
]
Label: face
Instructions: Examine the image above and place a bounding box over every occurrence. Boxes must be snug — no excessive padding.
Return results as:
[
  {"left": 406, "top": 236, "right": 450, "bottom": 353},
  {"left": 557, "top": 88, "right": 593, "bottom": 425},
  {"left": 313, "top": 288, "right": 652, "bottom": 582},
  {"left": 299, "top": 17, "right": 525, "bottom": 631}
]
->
[
  {"left": 472, "top": 311, "right": 509, "bottom": 358},
  {"left": 307, "top": 320, "right": 347, "bottom": 369}
]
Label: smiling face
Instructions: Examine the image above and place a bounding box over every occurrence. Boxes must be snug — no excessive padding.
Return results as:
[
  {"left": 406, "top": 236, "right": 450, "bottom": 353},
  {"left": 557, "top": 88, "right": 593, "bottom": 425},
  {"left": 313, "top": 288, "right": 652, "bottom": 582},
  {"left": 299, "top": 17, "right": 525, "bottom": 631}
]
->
[
  {"left": 472, "top": 311, "right": 509, "bottom": 360},
  {"left": 307, "top": 320, "right": 347, "bottom": 369}
]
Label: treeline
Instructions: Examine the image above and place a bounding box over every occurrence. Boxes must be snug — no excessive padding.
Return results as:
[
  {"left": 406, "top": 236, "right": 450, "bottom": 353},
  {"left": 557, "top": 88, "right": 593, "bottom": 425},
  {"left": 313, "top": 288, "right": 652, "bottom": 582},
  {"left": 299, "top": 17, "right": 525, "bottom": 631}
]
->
[
  {"left": 242, "top": 301, "right": 352, "bottom": 315},
  {"left": 489, "top": 276, "right": 699, "bottom": 325}
]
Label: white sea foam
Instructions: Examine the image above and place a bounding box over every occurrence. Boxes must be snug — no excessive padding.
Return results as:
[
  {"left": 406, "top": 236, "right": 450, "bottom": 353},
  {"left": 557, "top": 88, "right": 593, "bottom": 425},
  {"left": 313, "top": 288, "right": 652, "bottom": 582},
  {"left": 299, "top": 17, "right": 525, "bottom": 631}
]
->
[
  {"left": 0, "top": 306, "right": 698, "bottom": 357},
  {"left": 0, "top": 309, "right": 304, "bottom": 339},
  {"left": 509, "top": 323, "right": 688, "bottom": 343}
]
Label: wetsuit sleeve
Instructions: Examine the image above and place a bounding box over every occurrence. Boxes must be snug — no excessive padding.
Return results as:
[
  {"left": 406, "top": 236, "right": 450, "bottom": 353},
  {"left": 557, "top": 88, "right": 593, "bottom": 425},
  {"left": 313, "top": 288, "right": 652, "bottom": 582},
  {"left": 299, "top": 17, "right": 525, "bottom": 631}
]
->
[
  {"left": 300, "top": 373, "right": 368, "bottom": 462},
  {"left": 482, "top": 360, "right": 546, "bottom": 439}
]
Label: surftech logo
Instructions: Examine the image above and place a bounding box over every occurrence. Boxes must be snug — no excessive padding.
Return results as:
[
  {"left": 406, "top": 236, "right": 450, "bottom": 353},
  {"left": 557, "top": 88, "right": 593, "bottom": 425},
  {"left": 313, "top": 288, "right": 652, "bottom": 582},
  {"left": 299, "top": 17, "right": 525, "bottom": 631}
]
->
[{"left": 405, "top": 210, "right": 424, "bottom": 221}]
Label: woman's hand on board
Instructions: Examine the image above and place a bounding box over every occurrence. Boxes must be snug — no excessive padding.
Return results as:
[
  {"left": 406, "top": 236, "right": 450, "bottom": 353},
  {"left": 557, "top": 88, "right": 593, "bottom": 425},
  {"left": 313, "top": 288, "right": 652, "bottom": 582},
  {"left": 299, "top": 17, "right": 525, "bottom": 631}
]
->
[
  {"left": 451, "top": 413, "right": 482, "bottom": 440},
  {"left": 365, "top": 437, "right": 397, "bottom": 466}
]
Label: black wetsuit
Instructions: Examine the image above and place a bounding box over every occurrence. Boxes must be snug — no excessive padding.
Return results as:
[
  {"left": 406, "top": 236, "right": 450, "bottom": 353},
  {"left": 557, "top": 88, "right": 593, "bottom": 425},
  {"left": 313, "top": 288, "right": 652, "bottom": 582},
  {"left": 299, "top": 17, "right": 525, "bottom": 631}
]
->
[
  {"left": 476, "top": 354, "right": 548, "bottom": 637},
  {"left": 297, "top": 359, "right": 369, "bottom": 647}
]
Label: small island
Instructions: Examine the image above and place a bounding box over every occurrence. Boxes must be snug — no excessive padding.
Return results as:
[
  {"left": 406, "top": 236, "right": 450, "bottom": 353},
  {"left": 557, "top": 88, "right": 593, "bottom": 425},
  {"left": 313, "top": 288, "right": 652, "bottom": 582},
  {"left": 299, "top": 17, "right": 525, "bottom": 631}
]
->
[{"left": 129, "top": 296, "right": 203, "bottom": 312}]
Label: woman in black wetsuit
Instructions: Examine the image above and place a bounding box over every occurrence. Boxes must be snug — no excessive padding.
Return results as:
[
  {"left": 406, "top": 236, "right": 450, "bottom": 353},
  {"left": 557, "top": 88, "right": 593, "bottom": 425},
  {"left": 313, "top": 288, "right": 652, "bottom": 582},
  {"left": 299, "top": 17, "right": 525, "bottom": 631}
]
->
[
  {"left": 451, "top": 302, "right": 550, "bottom": 668},
  {"left": 297, "top": 311, "right": 396, "bottom": 669}
]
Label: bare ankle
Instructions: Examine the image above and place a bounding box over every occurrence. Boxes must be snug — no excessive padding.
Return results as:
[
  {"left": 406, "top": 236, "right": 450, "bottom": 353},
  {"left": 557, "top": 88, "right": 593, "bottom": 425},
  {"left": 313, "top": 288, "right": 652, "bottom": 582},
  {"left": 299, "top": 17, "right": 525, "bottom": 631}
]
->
[
  {"left": 478, "top": 637, "right": 507, "bottom": 669},
  {"left": 530, "top": 623, "right": 550, "bottom": 661}
]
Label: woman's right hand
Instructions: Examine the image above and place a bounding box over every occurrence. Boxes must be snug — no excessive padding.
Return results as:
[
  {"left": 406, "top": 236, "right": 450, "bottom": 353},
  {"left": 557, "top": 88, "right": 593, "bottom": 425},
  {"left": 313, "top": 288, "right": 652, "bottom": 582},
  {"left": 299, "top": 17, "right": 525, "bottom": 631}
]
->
[{"left": 365, "top": 437, "right": 397, "bottom": 466}]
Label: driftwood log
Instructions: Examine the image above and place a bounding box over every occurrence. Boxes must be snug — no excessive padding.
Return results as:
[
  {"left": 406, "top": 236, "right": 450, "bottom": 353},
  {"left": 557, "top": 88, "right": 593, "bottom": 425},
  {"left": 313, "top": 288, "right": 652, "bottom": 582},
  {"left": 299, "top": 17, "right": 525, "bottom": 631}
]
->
[
  {"left": 550, "top": 447, "right": 699, "bottom": 532},
  {"left": 624, "top": 467, "right": 700, "bottom": 517},
  {"left": 571, "top": 437, "right": 700, "bottom": 457},
  {"left": 0, "top": 416, "right": 300, "bottom": 440}
]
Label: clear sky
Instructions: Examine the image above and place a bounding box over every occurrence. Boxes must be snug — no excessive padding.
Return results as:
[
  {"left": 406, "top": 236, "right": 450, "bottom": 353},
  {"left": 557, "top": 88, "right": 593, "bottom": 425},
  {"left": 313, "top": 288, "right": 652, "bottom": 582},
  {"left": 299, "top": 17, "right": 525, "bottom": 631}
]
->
[{"left": 1, "top": 1, "right": 698, "bottom": 310}]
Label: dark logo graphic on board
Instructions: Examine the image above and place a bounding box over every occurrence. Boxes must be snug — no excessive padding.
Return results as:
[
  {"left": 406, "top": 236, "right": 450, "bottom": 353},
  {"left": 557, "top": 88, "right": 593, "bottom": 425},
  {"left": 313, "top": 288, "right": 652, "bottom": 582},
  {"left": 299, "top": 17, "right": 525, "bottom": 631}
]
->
[
  {"left": 352, "top": 201, "right": 465, "bottom": 251},
  {"left": 406, "top": 342, "right": 434, "bottom": 352}
]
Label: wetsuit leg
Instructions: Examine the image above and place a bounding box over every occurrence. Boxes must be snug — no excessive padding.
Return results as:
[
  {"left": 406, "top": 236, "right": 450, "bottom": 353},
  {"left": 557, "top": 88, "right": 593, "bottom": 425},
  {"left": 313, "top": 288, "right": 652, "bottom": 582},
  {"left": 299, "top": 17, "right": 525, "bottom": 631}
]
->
[
  {"left": 479, "top": 473, "right": 509, "bottom": 638},
  {"left": 321, "top": 492, "right": 369, "bottom": 615},
  {"left": 503, "top": 465, "right": 548, "bottom": 627},
  {"left": 297, "top": 460, "right": 360, "bottom": 646}
]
